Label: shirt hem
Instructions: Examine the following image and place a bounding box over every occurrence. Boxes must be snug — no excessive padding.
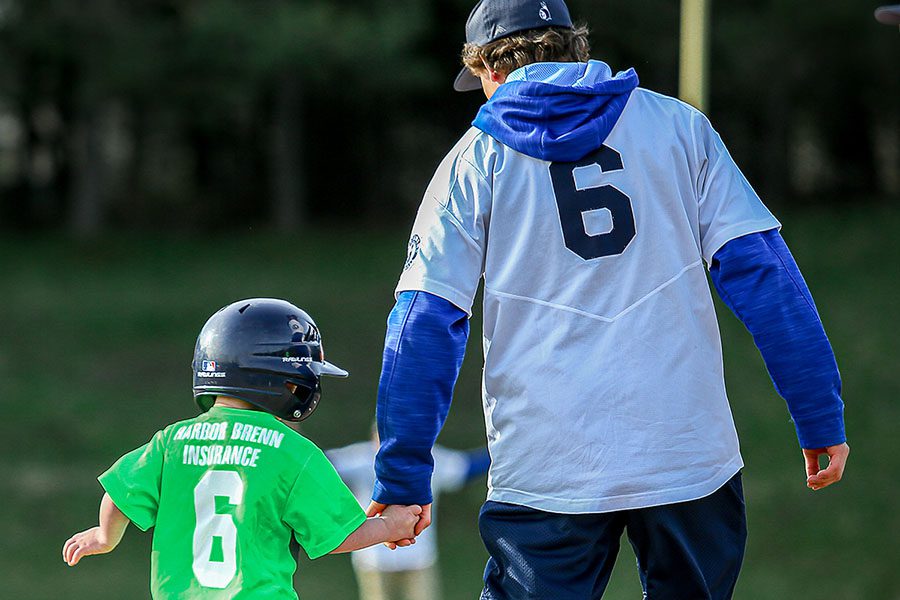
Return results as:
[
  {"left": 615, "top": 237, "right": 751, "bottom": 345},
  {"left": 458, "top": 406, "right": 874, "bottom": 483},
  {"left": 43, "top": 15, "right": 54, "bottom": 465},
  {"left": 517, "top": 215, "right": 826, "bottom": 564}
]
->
[
  {"left": 486, "top": 455, "right": 744, "bottom": 514},
  {"left": 97, "top": 474, "right": 154, "bottom": 532},
  {"left": 395, "top": 280, "right": 475, "bottom": 317},
  {"left": 703, "top": 219, "right": 781, "bottom": 265}
]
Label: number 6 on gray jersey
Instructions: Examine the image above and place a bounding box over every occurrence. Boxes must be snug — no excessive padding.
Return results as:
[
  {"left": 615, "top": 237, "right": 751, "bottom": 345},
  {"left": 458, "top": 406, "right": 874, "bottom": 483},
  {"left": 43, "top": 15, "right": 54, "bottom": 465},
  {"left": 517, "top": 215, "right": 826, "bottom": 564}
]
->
[{"left": 549, "top": 145, "right": 636, "bottom": 260}]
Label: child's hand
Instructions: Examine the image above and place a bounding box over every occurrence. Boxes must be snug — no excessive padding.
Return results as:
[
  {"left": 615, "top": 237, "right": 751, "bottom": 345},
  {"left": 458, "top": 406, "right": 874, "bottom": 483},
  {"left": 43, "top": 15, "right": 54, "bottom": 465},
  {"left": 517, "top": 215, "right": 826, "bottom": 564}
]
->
[
  {"left": 380, "top": 504, "right": 423, "bottom": 543},
  {"left": 63, "top": 493, "right": 130, "bottom": 566},
  {"left": 62, "top": 527, "right": 117, "bottom": 566}
]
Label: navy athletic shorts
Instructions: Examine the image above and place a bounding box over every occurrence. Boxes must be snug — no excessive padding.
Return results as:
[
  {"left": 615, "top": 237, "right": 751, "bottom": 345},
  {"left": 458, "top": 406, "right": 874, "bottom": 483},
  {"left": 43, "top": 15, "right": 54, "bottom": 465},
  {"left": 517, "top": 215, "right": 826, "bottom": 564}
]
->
[{"left": 479, "top": 472, "right": 747, "bottom": 600}]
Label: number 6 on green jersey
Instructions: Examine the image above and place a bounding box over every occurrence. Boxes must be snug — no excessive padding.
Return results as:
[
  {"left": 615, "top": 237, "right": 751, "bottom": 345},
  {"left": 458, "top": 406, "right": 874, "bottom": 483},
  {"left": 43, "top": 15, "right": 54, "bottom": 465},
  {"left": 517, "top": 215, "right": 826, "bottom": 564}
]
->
[{"left": 193, "top": 470, "right": 244, "bottom": 588}]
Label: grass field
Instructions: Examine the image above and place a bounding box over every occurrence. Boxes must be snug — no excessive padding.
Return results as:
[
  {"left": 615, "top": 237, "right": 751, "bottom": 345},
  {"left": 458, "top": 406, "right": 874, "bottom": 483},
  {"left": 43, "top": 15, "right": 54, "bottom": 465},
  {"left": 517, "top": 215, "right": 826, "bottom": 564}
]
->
[{"left": 1, "top": 204, "right": 898, "bottom": 599}]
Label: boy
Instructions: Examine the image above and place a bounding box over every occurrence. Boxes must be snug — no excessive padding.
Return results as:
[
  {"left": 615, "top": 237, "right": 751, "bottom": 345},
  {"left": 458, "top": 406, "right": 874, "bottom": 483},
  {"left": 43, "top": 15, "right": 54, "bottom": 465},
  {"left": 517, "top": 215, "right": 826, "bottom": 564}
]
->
[
  {"left": 63, "top": 298, "right": 422, "bottom": 599},
  {"left": 369, "top": 0, "right": 848, "bottom": 598}
]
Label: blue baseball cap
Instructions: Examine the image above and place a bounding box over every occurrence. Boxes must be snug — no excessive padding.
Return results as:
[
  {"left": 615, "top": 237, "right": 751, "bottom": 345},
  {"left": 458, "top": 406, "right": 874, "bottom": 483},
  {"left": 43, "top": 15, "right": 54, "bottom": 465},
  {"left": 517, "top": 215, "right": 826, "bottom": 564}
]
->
[{"left": 454, "top": 0, "right": 574, "bottom": 92}]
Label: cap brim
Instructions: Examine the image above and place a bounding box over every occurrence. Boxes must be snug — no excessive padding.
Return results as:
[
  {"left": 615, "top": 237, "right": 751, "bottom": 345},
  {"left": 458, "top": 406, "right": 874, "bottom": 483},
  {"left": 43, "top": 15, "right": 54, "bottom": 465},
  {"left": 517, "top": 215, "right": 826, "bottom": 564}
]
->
[
  {"left": 454, "top": 67, "right": 483, "bottom": 92},
  {"left": 875, "top": 5, "right": 900, "bottom": 24},
  {"left": 314, "top": 360, "right": 349, "bottom": 378}
]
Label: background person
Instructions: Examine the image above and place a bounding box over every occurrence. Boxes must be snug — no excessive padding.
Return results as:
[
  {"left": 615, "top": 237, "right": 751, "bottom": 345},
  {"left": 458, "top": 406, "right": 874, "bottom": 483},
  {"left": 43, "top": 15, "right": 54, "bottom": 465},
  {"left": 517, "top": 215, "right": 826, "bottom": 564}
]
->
[{"left": 329, "top": 427, "right": 489, "bottom": 600}]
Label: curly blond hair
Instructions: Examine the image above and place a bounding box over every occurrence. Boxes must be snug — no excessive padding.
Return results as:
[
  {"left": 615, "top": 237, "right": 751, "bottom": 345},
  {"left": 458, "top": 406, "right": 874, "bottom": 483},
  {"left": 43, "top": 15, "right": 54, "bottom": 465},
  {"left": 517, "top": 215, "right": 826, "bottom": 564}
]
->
[{"left": 461, "top": 25, "right": 591, "bottom": 78}]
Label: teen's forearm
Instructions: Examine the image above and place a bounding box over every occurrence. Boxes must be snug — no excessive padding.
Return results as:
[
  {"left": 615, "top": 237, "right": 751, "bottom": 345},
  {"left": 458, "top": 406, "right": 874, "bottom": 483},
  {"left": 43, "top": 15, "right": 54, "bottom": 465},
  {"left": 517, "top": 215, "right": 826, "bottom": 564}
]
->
[
  {"left": 329, "top": 517, "right": 390, "bottom": 554},
  {"left": 710, "top": 229, "right": 845, "bottom": 449},
  {"left": 99, "top": 493, "right": 130, "bottom": 548},
  {"left": 373, "top": 291, "right": 469, "bottom": 505}
]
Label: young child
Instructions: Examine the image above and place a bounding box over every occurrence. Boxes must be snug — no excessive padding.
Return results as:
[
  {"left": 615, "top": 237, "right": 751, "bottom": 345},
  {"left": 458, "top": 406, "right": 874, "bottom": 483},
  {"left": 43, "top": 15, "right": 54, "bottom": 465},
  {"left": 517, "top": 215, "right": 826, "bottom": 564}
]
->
[{"left": 62, "top": 298, "right": 421, "bottom": 598}]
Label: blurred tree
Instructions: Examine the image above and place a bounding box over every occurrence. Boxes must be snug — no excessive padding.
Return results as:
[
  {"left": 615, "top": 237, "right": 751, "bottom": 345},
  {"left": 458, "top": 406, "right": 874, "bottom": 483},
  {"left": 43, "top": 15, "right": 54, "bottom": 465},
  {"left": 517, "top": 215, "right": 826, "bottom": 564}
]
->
[
  {"left": 0, "top": 0, "right": 433, "bottom": 235},
  {"left": 711, "top": 0, "right": 899, "bottom": 202},
  {"left": 0, "top": 0, "right": 895, "bottom": 234}
]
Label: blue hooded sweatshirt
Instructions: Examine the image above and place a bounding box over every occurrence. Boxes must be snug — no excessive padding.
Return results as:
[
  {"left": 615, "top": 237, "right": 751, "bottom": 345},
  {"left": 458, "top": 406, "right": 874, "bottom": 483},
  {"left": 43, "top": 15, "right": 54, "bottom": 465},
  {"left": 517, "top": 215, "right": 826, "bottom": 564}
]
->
[{"left": 472, "top": 60, "right": 639, "bottom": 162}]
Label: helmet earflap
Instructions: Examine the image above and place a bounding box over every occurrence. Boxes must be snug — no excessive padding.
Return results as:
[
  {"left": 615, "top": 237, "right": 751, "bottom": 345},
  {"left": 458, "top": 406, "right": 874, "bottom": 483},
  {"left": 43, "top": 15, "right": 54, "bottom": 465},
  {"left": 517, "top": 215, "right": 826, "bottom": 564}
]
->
[{"left": 285, "top": 379, "right": 322, "bottom": 422}]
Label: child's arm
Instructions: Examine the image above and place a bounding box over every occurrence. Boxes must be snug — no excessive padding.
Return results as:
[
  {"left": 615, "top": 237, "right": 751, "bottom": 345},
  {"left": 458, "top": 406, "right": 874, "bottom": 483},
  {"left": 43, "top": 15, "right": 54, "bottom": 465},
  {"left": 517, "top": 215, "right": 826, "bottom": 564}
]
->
[
  {"left": 329, "top": 503, "right": 422, "bottom": 554},
  {"left": 63, "top": 493, "right": 130, "bottom": 566}
]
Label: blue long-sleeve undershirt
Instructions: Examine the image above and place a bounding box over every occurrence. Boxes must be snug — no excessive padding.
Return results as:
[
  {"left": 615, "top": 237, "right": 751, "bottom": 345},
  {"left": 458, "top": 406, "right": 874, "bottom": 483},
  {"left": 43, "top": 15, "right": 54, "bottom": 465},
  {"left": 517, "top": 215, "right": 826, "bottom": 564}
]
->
[
  {"left": 372, "top": 291, "right": 469, "bottom": 505},
  {"left": 710, "top": 229, "right": 845, "bottom": 449}
]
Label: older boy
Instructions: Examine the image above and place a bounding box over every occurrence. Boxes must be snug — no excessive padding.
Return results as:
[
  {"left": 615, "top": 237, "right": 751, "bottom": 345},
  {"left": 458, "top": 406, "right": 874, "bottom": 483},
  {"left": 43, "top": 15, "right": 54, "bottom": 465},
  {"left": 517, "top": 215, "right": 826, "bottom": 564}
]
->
[
  {"left": 369, "top": 1, "right": 849, "bottom": 598},
  {"left": 63, "top": 298, "right": 422, "bottom": 599}
]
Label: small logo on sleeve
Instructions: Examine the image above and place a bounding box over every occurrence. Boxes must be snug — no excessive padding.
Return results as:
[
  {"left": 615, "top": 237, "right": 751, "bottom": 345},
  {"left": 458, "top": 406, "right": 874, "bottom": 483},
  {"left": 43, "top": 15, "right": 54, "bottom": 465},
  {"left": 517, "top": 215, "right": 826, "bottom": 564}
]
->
[{"left": 404, "top": 234, "right": 421, "bottom": 271}]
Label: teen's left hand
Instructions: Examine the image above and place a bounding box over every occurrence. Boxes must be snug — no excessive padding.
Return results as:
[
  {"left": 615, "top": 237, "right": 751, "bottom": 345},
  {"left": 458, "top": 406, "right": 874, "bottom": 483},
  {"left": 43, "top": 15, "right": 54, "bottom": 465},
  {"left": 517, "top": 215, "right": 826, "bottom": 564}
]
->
[{"left": 803, "top": 442, "right": 850, "bottom": 491}]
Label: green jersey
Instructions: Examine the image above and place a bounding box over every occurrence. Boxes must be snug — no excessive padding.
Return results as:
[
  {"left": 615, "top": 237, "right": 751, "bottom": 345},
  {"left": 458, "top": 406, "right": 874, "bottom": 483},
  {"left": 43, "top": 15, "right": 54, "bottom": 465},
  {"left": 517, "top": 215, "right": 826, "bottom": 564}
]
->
[{"left": 99, "top": 406, "right": 366, "bottom": 599}]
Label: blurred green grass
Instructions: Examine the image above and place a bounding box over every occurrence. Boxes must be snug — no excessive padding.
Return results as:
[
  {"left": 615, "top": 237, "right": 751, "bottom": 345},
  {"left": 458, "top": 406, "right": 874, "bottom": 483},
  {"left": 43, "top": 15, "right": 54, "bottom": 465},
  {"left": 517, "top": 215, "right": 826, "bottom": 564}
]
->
[{"left": 1, "top": 205, "right": 897, "bottom": 599}]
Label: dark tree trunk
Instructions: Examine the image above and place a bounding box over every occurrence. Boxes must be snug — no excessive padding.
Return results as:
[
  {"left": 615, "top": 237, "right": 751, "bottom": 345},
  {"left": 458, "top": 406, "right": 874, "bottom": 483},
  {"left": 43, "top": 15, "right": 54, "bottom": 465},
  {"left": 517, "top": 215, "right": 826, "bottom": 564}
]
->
[
  {"left": 872, "top": 113, "right": 900, "bottom": 197},
  {"left": 762, "top": 76, "right": 790, "bottom": 202},
  {"left": 269, "top": 74, "right": 304, "bottom": 232},
  {"left": 126, "top": 99, "right": 147, "bottom": 201},
  {"left": 69, "top": 103, "right": 105, "bottom": 238}
]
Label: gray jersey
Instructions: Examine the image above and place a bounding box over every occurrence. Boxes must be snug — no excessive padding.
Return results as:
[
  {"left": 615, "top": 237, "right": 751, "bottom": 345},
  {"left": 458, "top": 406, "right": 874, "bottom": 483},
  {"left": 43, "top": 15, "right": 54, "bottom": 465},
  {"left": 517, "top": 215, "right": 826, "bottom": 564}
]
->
[{"left": 398, "top": 86, "right": 779, "bottom": 513}]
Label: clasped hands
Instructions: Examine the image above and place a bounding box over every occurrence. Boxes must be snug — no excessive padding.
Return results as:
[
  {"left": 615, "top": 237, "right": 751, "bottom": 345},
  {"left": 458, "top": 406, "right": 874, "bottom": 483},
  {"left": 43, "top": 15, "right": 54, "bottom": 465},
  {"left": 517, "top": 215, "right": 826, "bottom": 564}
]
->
[{"left": 366, "top": 502, "right": 433, "bottom": 549}]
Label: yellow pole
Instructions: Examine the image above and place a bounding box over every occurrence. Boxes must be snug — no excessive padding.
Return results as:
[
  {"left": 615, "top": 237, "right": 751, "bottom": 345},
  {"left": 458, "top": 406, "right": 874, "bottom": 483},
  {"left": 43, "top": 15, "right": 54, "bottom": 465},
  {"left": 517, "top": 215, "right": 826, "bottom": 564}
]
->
[{"left": 679, "top": 0, "right": 711, "bottom": 112}]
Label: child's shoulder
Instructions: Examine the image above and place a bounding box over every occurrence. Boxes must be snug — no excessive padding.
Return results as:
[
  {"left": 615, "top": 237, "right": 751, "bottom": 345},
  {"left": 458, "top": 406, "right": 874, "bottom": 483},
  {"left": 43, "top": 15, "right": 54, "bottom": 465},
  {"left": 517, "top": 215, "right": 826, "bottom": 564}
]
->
[
  {"left": 157, "top": 414, "right": 207, "bottom": 440},
  {"left": 269, "top": 422, "right": 324, "bottom": 455},
  {"left": 204, "top": 407, "right": 324, "bottom": 454}
]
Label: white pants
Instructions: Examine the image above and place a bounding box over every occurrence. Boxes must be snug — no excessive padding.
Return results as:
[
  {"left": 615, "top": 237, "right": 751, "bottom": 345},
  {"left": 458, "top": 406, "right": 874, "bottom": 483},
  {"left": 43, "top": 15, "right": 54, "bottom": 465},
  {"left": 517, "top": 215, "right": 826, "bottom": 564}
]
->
[{"left": 354, "top": 565, "right": 441, "bottom": 600}]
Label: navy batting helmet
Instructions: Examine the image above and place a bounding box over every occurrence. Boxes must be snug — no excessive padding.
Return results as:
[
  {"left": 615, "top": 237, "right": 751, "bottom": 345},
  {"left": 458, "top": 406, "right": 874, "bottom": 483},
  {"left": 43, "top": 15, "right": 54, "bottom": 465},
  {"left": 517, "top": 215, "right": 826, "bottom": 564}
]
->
[{"left": 192, "top": 298, "right": 348, "bottom": 422}]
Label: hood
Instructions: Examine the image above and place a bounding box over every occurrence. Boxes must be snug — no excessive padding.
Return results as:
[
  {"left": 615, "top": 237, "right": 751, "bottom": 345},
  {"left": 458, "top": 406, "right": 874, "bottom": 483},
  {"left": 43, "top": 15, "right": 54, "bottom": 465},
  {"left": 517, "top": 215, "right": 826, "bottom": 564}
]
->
[{"left": 472, "top": 60, "right": 638, "bottom": 162}]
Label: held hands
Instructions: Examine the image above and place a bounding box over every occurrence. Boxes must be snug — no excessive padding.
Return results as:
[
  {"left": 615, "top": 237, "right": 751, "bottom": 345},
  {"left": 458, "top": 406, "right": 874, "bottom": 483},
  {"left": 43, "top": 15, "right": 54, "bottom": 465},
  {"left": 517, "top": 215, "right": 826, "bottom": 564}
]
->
[
  {"left": 367, "top": 502, "right": 433, "bottom": 550},
  {"left": 62, "top": 527, "right": 119, "bottom": 566},
  {"left": 328, "top": 504, "right": 424, "bottom": 555},
  {"left": 803, "top": 443, "right": 850, "bottom": 491},
  {"left": 380, "top": 504, "right": 423, "bottom": 545}
]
